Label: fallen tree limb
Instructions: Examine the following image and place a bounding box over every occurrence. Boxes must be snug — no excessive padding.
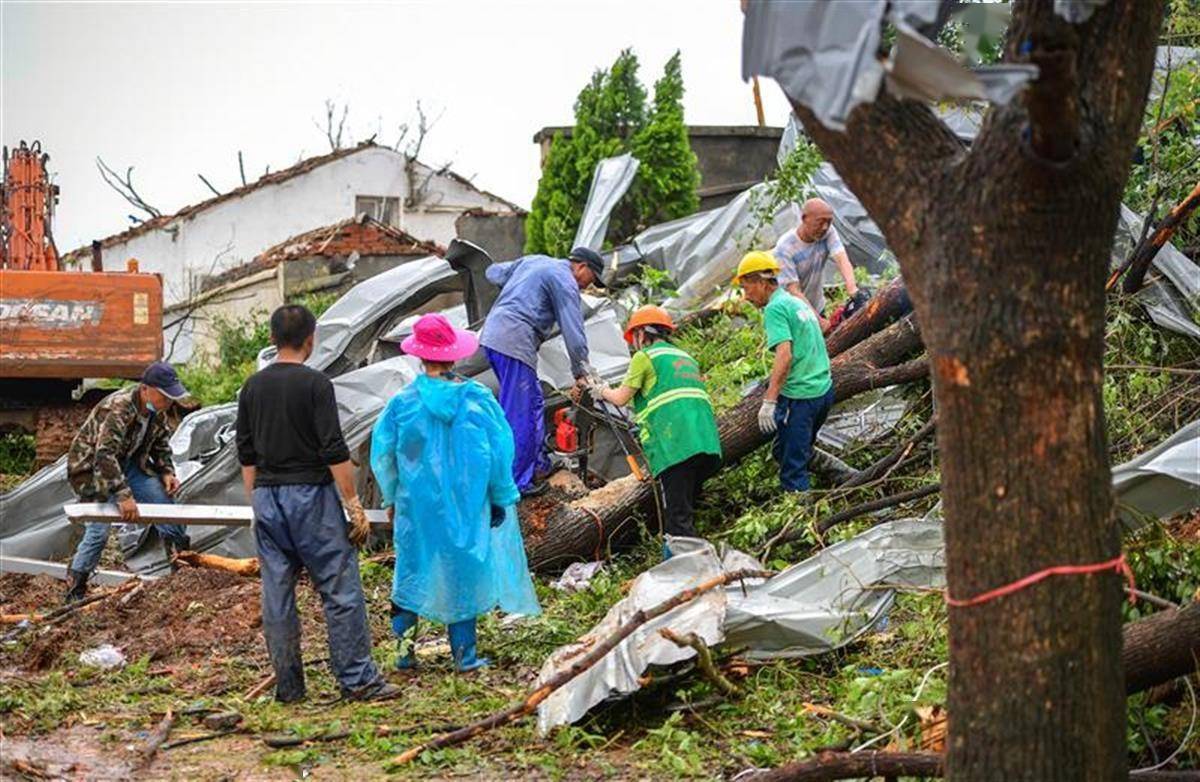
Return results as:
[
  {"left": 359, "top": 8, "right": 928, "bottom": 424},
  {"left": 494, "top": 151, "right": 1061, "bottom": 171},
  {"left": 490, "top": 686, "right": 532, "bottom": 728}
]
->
[
  {"left": 0, "top": 580, "right": 140, "bottom": 643},
  {"left": 764, "top": 483, "right": 942, "bottom": 555},
  {"left": 748, "top": 750, "right": 943, "bottom": 781},
  {"left": 139, "top": 709, "right": 176, "bottom": 768},
  {"left": 389, "top": 568, "right": 771, "bottom": 766},
  {"left": 1123, "top": 600, "right": 1200, "bottom": 694},
  {"left": 840, "top": 417, "right": 936, "bottom": 489},
  {"left": 173, "top": 551, "right": 260, "bottom": 577},
  {"left": 1113, "top": 180, "right": 1200, "bottom": 293},
  {"left": 824, "top": 278, "right": 913, "bottom": 359},
  {"left": 660, "top": 628, "right": 740, "bottom": 696},
  {"left": 161, "top": 729, "right": 240, "bottom": 751},
  {"left": 522, "top": 315, "right": 926, "bottom": 571},
  {"left": 746, "top": 751, "right": 1197, "bottom": 781}
]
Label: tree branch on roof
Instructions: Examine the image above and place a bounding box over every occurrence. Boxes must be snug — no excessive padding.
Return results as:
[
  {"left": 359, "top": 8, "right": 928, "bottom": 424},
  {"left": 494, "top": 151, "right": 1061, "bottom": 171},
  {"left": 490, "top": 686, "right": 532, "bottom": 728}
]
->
[
  {"left": 95, "top": 157, "right": 162, "bottom": 219},
  {"left": 197, "top": 173, "right": 221, "bottom": 197},
  {"left": 315, "top": 99, "right": 350, "bottom": 151}
]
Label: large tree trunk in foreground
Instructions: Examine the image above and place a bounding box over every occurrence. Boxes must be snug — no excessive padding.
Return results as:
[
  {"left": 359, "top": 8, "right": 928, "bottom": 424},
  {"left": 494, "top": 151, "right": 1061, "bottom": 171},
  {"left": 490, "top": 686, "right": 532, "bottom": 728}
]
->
[
  {"left": 521, "top": 312, "right": 925, "bottom": 571},
  {"left": 777, "top": 1, "right": 1163, "bottom": 778},
  {"left": 1123, "top": 601, "right": 1200, "bottom": 695}
]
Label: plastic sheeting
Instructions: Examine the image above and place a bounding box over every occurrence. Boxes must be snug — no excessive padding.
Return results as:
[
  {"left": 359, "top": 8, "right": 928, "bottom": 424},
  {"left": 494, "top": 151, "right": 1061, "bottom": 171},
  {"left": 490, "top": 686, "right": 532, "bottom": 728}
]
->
[
  {"left": 1111, "top": 421, "right": 1200, "bottom": 528},
  {"left": 535, "top": 519, "right": 944, "bottom": 733},
  {"left": 573, "top": 153, "right": 640, "bottom": 253}
]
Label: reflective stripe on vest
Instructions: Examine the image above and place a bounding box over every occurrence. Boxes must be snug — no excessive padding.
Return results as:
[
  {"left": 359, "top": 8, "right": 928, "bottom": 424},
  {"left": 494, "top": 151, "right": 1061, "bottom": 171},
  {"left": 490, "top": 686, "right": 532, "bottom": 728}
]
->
[{"left": 635, "top": 386, "right": 712, "bottom": 423}]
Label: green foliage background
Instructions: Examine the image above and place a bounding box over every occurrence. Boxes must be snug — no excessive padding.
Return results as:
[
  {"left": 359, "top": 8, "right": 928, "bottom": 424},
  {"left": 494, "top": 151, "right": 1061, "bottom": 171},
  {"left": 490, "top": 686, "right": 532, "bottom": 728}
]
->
[{"left": 525, "top": 50, "right": 699, "bottom": 256}]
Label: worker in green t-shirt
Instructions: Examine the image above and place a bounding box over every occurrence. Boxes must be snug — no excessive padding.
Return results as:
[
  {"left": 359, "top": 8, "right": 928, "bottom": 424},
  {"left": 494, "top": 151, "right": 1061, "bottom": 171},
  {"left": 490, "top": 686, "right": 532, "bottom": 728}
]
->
[
  {"left": 734, "top": 251, "right": 834, "bottom": 491},
  {"left": 591, "top": 305, "right": 722, "bottom": 548}
]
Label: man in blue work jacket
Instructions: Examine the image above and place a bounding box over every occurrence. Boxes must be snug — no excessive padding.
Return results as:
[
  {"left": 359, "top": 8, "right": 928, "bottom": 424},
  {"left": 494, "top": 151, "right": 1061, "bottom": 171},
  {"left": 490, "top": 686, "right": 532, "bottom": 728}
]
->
[{"left": 480, "top": 247, "right": 604, "bottom": 496}]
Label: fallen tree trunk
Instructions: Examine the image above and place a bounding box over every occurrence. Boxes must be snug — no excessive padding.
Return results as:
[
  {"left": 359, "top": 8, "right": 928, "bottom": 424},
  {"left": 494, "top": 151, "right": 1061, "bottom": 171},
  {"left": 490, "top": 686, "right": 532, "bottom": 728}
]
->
[
  {"left": 522, "top": 314, "right": 926, "bottom": 572},
  {"left": 1123, "top": 600, "right": 1200, "bottom": 695},
  {"left": 824, "top": 277, "right": 913, "bottom": 359}
]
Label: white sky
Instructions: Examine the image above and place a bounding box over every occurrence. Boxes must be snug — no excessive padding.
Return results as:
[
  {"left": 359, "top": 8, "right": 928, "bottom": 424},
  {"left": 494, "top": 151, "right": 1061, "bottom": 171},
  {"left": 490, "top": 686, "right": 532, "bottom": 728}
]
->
[{"left": 1, "top": 0, "right": 793, "bottom": 252}]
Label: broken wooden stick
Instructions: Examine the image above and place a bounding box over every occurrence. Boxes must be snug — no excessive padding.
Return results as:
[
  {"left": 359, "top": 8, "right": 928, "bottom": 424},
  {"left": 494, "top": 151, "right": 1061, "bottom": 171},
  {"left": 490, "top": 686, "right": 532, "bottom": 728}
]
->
[
  {"left": 173, "top": 551, "right": 260, "bottom": 577},
  {"left": 1, "top": 580, "right": 140, "bottom": 642},
  {"left": 801, "top": 703, "right": 885, "bottom": 736},
  {"left": 660, "top": 628, "right": 740, "bottom": 696},
  {"left": 389, "top": 568, "right": 772, "bottom": 766},
  {"left": 765, "top": 483, "right": 942, "bottom": 553},
  {"left": 139, "top": 709, "right": 176, "bottom": 768}
]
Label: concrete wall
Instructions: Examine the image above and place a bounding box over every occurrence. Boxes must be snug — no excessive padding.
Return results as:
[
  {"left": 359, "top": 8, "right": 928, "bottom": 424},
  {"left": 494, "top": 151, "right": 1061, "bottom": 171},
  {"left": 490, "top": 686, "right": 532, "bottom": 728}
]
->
[
  {"left": 454, "top": 210, "right": 527, "bottom": 262},
  {"left": 82, "top": 147, "right": 513, "bottom": 306}
]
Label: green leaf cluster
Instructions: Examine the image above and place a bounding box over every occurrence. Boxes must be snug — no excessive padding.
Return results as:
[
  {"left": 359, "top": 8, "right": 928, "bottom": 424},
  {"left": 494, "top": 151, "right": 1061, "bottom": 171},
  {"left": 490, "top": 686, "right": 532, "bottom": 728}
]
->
[{"left": 525, "top": 50, "right": 700, "bottom": 257}]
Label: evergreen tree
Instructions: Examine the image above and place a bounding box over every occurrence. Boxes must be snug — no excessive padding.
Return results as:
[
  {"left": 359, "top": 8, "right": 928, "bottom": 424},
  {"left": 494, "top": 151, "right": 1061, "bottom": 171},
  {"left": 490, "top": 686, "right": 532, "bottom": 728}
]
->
[
  {"left": 631, "top": 51, "right": 700, "bottom": 228},
  {"left": 525, "top": 49, "right": 698, "bottom": 256}
]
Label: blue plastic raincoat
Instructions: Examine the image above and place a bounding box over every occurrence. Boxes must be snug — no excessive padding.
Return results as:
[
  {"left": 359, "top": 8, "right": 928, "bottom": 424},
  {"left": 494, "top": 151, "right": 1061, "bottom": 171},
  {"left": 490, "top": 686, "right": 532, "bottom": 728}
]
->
[{"left": 370, "top": 374, "right": 541, "bottom": 624}]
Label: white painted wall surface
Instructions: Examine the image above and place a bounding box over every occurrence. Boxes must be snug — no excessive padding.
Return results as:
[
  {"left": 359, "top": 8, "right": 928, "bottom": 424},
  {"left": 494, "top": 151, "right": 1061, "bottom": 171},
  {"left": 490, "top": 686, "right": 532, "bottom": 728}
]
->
[{"left": 87, "top": 147, "right": 511, "bottom": 305}]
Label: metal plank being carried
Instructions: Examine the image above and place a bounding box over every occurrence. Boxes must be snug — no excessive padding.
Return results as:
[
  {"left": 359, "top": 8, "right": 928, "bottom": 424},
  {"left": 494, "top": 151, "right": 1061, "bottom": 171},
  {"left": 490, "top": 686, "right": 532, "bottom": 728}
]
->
[
  {"left": 0, "top": 555, "right": 150, "bottom": 585},
  {"left": 64, "top": 503, "right": 390, "bottom": 527}
]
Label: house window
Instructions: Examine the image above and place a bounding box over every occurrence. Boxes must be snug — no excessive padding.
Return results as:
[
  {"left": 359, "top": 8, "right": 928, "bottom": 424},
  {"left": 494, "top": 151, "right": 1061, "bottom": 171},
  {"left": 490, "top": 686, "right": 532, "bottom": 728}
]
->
[{"left": 355, "top": 195, "right": 399, "bottom": 226}]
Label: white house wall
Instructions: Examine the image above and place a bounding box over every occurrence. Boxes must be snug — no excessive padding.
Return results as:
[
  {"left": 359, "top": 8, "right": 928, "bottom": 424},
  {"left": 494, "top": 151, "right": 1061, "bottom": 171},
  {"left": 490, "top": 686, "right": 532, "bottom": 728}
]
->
[{"left": 90, "top": 147, "right": 512, "bottom": 306}]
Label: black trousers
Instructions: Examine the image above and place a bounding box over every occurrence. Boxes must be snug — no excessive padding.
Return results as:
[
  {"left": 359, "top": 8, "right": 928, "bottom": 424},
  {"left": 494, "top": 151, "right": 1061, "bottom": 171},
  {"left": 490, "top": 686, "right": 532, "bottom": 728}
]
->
[{"left": 656, "top": 452, "right": 722, "bottom": 538}]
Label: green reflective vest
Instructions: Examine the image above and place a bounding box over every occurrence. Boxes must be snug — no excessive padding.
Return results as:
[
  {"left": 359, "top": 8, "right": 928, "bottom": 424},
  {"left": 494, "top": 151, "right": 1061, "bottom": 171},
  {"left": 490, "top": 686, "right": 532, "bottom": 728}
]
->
[{"left": 631, "top": 342, "right": 722, "bottom": 476}]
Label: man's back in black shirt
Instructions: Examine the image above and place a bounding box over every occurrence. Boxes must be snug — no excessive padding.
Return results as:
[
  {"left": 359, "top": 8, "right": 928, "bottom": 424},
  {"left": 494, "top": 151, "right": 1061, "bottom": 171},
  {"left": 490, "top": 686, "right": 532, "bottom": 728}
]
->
[{"left": 235, "top": 362, "right": 350, "bottom": 487}]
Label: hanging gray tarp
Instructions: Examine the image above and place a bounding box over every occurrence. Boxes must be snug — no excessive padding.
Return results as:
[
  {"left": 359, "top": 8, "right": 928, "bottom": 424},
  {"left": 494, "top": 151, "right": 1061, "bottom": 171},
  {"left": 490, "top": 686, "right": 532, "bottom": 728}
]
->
[
  {"left": 573, "top": 153, "right": 640, "bottom": 253},
  {"left": 535, "top": 518, "right": 944, "bottom": 733},
  {"left": 741, "top": 0, "right": 1034, "bottom": 132},
  {"left": 1111, "top": 421, "right": 1200, "bottom": 528}
]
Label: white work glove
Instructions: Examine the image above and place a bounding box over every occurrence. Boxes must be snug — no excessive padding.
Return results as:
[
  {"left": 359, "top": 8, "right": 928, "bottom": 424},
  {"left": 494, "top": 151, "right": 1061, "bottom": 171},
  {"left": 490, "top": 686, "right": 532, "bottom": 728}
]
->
[{"left": 758, "top": 399, "right": 778, "bottom": 434}]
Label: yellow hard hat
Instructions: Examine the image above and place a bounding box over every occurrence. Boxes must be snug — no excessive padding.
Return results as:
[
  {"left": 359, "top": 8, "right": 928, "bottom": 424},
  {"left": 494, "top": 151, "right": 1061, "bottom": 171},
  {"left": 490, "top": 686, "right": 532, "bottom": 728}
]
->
[{"left": 733, "top": 251, "right": 780, "bottom": 285}]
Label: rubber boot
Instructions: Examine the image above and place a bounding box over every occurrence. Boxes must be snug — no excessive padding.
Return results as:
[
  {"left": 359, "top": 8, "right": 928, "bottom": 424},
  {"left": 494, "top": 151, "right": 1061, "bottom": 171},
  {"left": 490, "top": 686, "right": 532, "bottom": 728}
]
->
[
  {"left": 64, "top": 568, "right": 90, "bottom": 604},
  {"left": 391, "top": 607, "right": 418, "bottom": 671},
  {"left": 448, "top": 618, "right": 489, "bottom": 672},
  {"left": 661, "top": 540, "right": 673, "bottom": 561}
]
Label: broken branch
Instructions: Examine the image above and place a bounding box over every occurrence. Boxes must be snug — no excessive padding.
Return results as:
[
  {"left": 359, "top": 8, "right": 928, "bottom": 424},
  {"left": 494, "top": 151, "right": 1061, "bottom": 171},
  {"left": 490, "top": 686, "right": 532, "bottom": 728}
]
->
[
  {"left": 389, "top": 568, "right": 772, "bottom": 765},
  {"left": 139, "top": 709, "right": 176, "bottom": 768},
  {"left": 840, "top": 417, "right": 936, "bottom": 489},
  {"left": 95, "top": 157, "right": 162, "bottom": 219},
  {"left": 1115, "top": 180, "right": 1200, "bottom": 293},
  {"left": 748, "top": 750, "right": 943, "bottom": 782},
  {"left": 1123, "top": 600, "right": 1200, "bottom": 695},
  {"left": 173, "top": 551, "right": 260, "bottom": 577},
  {"left": 660, "top": 628, "right": 740, "bottom": 696}
]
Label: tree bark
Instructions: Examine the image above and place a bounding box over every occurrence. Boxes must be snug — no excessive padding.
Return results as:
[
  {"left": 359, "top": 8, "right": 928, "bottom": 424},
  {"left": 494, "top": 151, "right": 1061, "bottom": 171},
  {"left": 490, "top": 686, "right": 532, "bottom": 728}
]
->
[
  {"left": 780, "top": 2, "right": 1164, "bottom": 778},
  {"left": 824, "top": 277, "right": 912, "bottom": 359},
  {"left": 1123, "top": 601, "right": 1200, "bottom": 695},
  {"left": 521, "top": 314, "right": 925, "bottom": 571}
]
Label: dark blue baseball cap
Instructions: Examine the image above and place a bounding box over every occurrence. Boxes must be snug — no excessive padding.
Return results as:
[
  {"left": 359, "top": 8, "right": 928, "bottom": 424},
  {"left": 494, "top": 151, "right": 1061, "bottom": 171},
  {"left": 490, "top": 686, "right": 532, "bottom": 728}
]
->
[
  {"left": 568, "top": 246, "right": 607, "bottom": 288},
  {"left": 141, "top": 361, "right": 189, "bottom": 400}
]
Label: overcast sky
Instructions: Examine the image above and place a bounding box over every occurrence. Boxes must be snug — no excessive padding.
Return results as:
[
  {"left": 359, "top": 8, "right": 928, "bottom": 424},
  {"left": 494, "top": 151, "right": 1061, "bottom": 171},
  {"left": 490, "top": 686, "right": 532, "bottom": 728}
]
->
[{"left": 1, "top": 1, "right": 793, "bottom": 251}]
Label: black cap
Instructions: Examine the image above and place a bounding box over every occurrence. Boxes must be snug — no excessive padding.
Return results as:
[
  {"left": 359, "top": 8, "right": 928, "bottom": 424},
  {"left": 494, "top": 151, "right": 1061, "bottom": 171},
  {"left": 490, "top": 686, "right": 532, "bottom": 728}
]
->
[
  {"left": 568, "top": 246, "right": 607, "bottom": 288},
  {"left": 141, "top": 361, "right": 189, "bottom": 400}
]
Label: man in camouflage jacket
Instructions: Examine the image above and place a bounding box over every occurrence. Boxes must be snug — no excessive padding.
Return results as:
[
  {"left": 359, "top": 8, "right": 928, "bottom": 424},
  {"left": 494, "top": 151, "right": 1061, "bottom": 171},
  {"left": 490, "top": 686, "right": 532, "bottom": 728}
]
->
[{"left": 65, "top": 362, "right": 192, "bottom": 602}]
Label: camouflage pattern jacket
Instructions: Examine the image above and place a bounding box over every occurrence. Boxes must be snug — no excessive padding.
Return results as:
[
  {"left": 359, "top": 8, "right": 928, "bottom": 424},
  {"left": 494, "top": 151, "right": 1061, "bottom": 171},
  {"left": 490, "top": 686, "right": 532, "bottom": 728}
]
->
[{"left": 66, "top": 386, "right": 175, "bottom": 502}]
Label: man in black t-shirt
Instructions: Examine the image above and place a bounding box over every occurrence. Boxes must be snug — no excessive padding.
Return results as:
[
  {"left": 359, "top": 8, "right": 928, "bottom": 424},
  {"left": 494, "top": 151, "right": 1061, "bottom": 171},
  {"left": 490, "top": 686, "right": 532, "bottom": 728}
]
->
[{"left": 236, "top": 304, "right": 396, "bottom": 703}]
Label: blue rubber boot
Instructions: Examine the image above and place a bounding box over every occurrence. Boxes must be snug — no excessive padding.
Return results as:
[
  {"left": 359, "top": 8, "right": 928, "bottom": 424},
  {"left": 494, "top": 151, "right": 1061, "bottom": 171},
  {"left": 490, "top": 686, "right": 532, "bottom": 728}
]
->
[
  {"left": 391, "top": 606, "right": 418, "bottom": 671},
  {"left": 447, "top": 618, "right": 490, "bottom": 672},
  {"left": 662, "top": 540, "right": 673, "bottom": 561}
]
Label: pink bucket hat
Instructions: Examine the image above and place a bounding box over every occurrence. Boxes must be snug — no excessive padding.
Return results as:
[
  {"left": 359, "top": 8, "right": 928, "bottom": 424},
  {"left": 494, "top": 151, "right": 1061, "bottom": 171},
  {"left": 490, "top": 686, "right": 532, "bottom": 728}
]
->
[{"left": 401, "top": 313, "right": 479, "bottom": 362}]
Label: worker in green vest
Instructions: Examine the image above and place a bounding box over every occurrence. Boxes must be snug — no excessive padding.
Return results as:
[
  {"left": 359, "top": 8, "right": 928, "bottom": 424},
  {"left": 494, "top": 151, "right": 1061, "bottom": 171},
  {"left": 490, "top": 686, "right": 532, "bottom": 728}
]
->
[{"left": 590, "top": 305, "right": 722, "bottom": 553}]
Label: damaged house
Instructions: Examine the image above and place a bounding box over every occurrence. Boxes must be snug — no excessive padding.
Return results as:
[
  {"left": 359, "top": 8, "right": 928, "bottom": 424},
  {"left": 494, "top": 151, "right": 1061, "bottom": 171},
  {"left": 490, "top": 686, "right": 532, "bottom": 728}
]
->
[{"left": 59, "top": 141, "right": 523, "bottom": 360}]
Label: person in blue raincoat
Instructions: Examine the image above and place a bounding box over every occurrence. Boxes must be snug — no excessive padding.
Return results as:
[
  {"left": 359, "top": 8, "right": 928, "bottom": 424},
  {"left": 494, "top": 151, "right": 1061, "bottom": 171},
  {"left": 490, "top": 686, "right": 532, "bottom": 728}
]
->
[{"left": 371, "top": 313, "right": 541, "bottom": 672}]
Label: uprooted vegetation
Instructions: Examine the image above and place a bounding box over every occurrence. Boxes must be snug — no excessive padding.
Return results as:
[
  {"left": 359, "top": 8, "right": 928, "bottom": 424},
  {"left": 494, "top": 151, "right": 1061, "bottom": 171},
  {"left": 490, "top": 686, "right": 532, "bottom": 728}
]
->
[{"left": 2, "top": 295, "right": 1196, "bottom": 779}]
